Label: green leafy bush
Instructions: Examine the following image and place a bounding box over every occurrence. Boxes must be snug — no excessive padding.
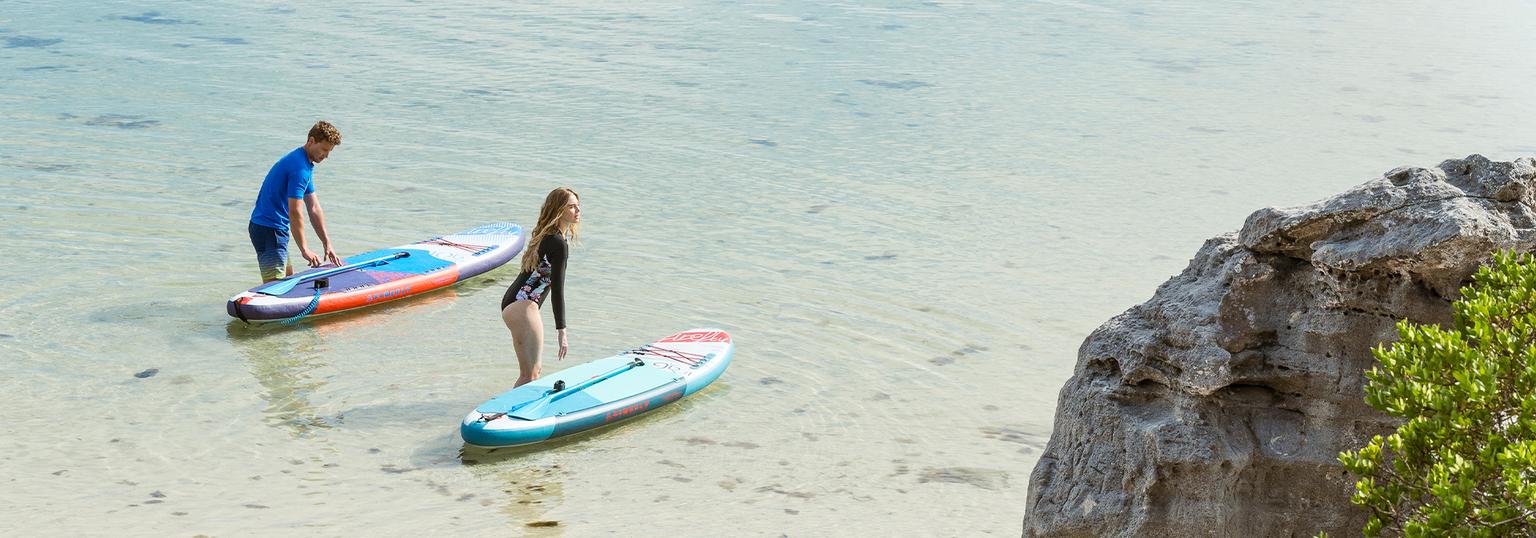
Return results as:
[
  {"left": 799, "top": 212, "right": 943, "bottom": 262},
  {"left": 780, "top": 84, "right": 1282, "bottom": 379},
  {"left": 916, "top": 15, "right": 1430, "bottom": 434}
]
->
[{"left": 1338, "top": 250, "right": 1536, "bottom": 536}]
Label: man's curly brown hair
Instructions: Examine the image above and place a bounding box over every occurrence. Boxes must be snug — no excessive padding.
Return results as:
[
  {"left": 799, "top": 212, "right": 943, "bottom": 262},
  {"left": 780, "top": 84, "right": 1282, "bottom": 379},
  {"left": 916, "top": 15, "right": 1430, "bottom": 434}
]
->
[{"left": 307, "top": 121, "right": 341, "bottom": 145}]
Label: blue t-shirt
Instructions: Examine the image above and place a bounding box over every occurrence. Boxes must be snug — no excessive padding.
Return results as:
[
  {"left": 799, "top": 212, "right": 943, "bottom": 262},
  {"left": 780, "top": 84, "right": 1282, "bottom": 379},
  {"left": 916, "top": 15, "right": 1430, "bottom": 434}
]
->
[{"left": 249, "top": 146, "right": 315, "bottom": 231}]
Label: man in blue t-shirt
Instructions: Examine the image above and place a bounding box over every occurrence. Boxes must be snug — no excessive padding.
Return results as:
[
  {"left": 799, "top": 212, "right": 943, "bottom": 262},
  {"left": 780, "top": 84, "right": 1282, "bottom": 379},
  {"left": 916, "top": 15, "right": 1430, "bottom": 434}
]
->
[{"left": 247, "top": 121, "right": 344, "bottom": 282}]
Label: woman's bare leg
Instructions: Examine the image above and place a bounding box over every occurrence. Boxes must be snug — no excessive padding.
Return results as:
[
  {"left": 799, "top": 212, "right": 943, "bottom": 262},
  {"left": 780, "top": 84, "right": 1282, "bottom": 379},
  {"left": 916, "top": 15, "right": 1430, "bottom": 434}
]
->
[{"left": 502, "top": 300, "right": 545, "bottom": 387}]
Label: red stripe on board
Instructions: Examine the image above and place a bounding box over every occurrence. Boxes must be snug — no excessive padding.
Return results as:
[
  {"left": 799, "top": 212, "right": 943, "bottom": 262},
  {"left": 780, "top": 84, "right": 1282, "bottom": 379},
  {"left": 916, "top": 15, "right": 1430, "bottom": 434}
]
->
[
  {"left": 658, "top": 330, "right": 730, "bottom": 343},
  {"left": 310, "top": 267, "right": 462, "bottom": 314}
]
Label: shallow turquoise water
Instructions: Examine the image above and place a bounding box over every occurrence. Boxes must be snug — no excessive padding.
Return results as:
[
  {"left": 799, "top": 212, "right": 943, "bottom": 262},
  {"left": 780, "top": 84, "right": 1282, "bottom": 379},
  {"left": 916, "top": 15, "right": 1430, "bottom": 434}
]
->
[{"left": 2, "top": 1, "right": 1535, "bottom": 535}]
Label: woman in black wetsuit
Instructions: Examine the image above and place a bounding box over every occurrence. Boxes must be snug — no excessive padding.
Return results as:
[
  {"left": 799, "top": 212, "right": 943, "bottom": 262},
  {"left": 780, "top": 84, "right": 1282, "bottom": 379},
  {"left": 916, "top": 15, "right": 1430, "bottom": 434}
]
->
[{"left": 501, "top": 187, "right": 581, "bottom": 387}]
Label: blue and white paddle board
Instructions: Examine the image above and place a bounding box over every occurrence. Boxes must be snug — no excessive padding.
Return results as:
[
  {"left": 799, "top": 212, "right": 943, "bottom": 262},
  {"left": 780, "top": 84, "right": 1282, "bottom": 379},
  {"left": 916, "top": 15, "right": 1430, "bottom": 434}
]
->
[
  {"left": 461, "top": 329, "right": 733, "bottom": 448},
  {"left": 228, "top": 223, "right": 524, "bottom": 322}
]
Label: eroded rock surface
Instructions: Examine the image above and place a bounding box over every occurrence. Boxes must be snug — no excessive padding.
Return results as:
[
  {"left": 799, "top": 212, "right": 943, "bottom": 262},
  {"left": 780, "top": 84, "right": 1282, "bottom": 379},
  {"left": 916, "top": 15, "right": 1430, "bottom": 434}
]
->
[{"left": 1023, "top": 155, "right": 1536, "bottom": 537}]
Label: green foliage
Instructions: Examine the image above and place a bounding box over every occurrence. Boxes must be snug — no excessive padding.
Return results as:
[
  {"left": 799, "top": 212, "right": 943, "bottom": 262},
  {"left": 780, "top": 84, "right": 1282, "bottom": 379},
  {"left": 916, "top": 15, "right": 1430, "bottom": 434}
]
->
[{"left": 1339, "top": 250, "right": 1536, "bottom": 537}]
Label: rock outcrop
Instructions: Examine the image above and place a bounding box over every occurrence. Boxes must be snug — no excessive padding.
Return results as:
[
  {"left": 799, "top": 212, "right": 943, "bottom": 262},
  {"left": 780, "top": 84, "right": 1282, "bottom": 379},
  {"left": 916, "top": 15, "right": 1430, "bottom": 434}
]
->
[{"left": 1022, "top": 155, "right": 1536, "bottom": 537}]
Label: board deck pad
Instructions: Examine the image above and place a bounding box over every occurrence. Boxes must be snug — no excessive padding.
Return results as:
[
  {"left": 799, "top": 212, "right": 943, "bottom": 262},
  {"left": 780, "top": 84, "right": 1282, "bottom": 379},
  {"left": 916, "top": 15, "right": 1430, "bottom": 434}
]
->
[
  {"left": 250, "top": 248, "right": 455, "bottom": 299},
  {"left": 473, "top": 357, "right": 631, "bottom": 413},
  {"left": 508, "top": 358, "right": 682, "bottom": 420}
]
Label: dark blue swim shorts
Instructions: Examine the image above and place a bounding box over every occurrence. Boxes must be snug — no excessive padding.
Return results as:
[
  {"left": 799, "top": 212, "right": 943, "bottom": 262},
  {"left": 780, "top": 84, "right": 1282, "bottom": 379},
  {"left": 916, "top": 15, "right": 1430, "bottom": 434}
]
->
[{"left": 248, "top": 221, "right": 290, "bottom": 281}]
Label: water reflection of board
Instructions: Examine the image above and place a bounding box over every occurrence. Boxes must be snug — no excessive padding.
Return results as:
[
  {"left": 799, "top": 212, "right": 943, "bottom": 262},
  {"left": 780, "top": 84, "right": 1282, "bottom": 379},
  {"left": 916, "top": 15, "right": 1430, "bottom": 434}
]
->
[
  {"left": 227, "top": 223, "right": 524, "bottom": 322},
  {"left": 461, "top": 329, "right": 733, "bottom": 448}
]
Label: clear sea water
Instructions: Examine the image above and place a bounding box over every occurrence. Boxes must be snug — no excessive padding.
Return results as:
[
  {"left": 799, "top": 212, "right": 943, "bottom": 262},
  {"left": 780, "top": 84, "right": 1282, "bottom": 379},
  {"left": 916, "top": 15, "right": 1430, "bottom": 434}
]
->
[{"left": 3, "top": 1, "right": 1535, "bottom": 535}]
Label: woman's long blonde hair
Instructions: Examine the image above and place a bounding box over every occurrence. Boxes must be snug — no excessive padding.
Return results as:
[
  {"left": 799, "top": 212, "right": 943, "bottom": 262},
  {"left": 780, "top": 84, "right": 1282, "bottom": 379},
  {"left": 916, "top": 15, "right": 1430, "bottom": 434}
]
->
[{"left": 520, "top": 187, "right": 581, "bottom": 272}]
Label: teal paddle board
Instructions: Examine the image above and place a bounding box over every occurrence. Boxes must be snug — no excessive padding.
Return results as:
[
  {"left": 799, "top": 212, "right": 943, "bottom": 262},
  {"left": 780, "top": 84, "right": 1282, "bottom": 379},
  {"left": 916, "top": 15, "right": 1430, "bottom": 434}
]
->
[{"left": 461, "top": 329, "right": 733, "bottom": 447}]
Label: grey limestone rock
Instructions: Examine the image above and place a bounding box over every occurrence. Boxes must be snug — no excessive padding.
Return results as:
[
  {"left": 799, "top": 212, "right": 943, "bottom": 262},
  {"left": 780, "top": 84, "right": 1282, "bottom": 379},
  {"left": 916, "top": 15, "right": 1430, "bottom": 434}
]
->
[{"left": 1022, "top": 155, "right": 1536, "bottom": 537}]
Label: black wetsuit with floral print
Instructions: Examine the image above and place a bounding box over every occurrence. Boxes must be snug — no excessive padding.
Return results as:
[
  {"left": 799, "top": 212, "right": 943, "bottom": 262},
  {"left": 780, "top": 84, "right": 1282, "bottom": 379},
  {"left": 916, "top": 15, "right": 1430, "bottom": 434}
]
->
[{"left": 500, "top": 233, "right": 568, "bottom": 330}]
